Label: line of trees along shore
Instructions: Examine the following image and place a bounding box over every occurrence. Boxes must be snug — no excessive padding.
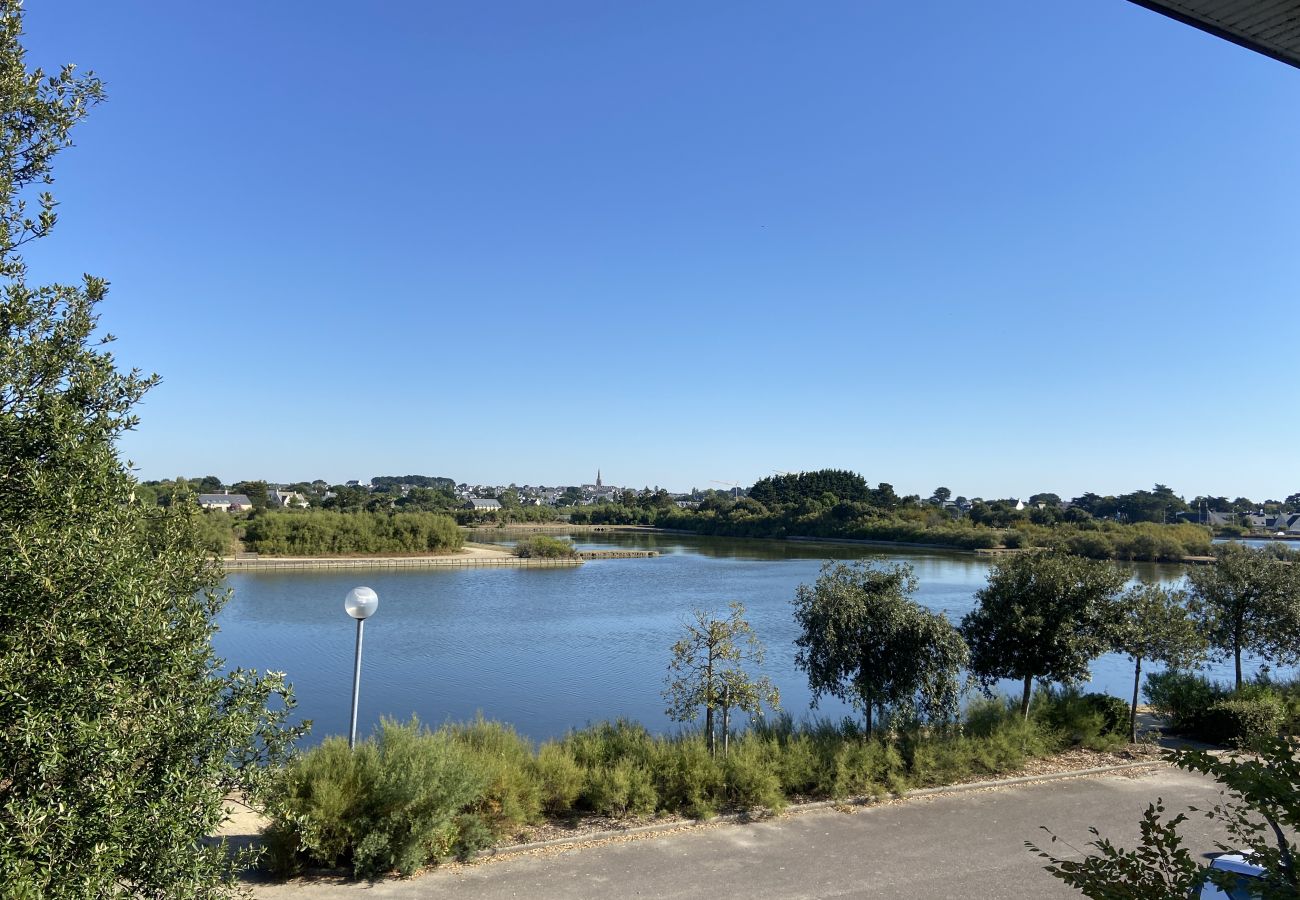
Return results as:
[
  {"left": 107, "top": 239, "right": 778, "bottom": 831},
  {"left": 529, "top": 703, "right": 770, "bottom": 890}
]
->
[
  {"left": 148, "top": 468, "right": 1300, "bottom": 563},
  {"left": 571, "top": 473, "right": 1218, "bottom": 562}
]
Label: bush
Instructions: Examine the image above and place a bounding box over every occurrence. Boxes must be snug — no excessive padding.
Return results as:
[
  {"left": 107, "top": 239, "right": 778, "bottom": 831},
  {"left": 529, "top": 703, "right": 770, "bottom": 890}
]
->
[
  {"left": 651, "top": 734, "right": 724, "bottom": 818},
  {"left": 1144, "top": 671, "right": 1225, "bottom": 733},
  {"left": 1080, "top": 693, "right": 1131, "bottom": 737},
  {"left": 722, "top": 735, "right": 786, "bottom": 812},
  {"left": 265, "top": 719, "right": 489, "bottom": 878},
  {"left": 265, "top": 703, "right": 1095, "bottom": 877},
  {"left": 446, "top": 717, "right": 543, "bottom": 835},
  {"left": 244, "top": 510, "right": 463, "bottom": 555},
  {"left": 513, "top": 535, "right": 578, "bottom": 558},
  {"left": 1198, "top": 698, "right": 1284, "bottom": 747},
  {"left": 1249, "top": 676, "right": 1300, "bottom": 734},
  {"left": 535, "top": 742, "right": 584, "bottom": 815},
  {"left": 585, "top": 761, "right": 658, "bottom": 817}
]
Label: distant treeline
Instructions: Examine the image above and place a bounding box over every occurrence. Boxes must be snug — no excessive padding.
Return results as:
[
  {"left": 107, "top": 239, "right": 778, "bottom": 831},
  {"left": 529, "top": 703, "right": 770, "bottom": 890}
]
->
[
  {"left": 571, "top": 470, "right": 1216, "bottom": 562},
  {"left": 369, "top": 475, "right": 456, "bottom": 491}
]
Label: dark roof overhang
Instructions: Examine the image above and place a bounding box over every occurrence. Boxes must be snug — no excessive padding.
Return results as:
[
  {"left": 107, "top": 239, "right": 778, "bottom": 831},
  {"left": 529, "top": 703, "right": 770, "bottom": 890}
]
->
[{"left": 1126, "top": 0, "right": 1300, "bottom": 68}]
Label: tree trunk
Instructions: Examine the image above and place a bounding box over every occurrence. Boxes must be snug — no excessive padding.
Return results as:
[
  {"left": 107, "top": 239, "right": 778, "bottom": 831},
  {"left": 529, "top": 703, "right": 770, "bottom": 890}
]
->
[
  {"left": 705, "top": 658, "right": 715, "bottom": 755},
  {"left": 722, "top": 691, "right": 730, "bottom": 757},
  {"left": 865, "top": 705, "right": 873, "bottom": 737},
  {"left": 1130, "top": 656, "right": 1142, "bottom": 744},
  {"left": 1020, "top": 675, "right": 1033, "bottom": 719},
  {"left": 1235, "top": 640, "right": 1243, "bottom": 692}
]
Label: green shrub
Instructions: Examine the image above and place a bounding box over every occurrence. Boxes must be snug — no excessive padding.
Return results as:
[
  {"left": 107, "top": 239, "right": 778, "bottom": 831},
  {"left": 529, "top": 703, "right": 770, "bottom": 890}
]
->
[
  {"left": 265, "top": 702, "right": 1090, "bottom": 876},
  {"left": 959, "top": 697, "right": 1056, "bottom": 766},
  {"left": 265, "top": 718, "right": 489, "bottom": 878},
  {"left": 1034, "top": 688, "right": 1126, "bottom": 750},
  {"left": 752, "top": 716, "right": 822, "bottom": 796},
  {"left": 513, "top": 535, "right": 578, "bottom": 558},
  {"left": 1066, "top": 532, "right": 1115, "bottom": 560},
  {"left": 650, "top": 734, "right": 724, "bottom": 818},
  {"left": 722, "top": 735, "right": 786, "bottom": 812},
  {"left": 446, "top": 717, "right": 543, "bottom": 834},
  {"left": 585, "top": 761, "right": 658, "bottom": 817},
  {"left": 563, "top": 719, "right": 655, "bottom": 770},
  {"left": 1080, "top": 693, "right": 1131, "bottom": 737},
  {"left": 1247, "top": 676, "right": 1300, "bottom": 734},
  {"left": 1198, "top": 698, "right": 1284, "bottom": 747},
  {"left": 825, "top": 737, "right": 906, "bottom": 799},
  {"left": 1144, "top": 671, "right": 1225, "bottom": 733},
  {"left": 535, "top": 742, "right": 584, "bottom": 815}
]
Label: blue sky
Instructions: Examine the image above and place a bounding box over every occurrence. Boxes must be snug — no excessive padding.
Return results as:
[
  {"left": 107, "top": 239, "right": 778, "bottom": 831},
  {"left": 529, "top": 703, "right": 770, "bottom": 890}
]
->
[{"left": 21, "top": 2, "right": 1300, "bottom": 499}]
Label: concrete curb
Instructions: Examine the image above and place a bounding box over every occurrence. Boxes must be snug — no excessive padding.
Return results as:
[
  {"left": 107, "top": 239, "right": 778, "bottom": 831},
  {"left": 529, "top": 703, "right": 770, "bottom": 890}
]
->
[{"left": 475, "top": 758, "right": 1167, "bottom": 860}]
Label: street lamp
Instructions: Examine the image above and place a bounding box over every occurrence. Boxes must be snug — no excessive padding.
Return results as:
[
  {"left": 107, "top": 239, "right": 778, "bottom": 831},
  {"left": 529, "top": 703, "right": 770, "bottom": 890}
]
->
[{"left": 344, "top": 586, "right": 378, "bottom": 750}]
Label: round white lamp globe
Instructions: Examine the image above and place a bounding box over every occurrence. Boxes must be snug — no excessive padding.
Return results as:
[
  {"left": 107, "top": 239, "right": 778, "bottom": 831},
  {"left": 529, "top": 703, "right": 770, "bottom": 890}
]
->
[{"left": 344, "top": 586, "right": 379, "bottom": 620}]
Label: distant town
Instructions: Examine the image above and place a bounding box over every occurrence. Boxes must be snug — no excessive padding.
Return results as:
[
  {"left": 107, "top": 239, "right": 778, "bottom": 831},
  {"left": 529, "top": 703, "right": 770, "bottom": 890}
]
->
[{"left": 136, "top": 471, "right": 1300, "bottom": 537}]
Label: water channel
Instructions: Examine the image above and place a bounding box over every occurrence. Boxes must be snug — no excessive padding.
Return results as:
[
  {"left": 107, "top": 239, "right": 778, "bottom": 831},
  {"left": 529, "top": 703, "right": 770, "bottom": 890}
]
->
[{"left": 212, "top": 532, "right": 1263, "bottom": 746}]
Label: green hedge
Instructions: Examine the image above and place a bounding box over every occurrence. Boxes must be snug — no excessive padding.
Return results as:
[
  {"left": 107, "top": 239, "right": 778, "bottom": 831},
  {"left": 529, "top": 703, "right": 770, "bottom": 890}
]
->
[
  {"left": 264, "top": 694, "right": 1116, "bottom": 879},
  {"left": 243, "top": 510, "right": 463, "bottom": 556},
  {"left": 1198, "top": 698, "right": 1284, "bottom": 747}
]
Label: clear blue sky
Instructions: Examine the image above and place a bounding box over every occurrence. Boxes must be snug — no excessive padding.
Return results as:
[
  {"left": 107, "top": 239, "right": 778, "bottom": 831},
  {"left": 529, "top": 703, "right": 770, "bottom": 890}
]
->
[{"left": 21, "top": 2, "right": 1300, "bottom": 500}]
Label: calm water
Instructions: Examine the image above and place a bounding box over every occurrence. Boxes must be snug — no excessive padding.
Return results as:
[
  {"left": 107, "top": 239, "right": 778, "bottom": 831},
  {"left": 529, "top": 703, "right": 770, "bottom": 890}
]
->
[{"left": 213, "top": 533, "right": 1258, "bottom": 746}]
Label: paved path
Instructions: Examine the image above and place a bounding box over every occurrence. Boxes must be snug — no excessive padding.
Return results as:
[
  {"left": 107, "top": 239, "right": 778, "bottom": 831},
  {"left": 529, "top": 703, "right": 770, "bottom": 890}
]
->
[{"left": 254, "top": 767, "right": 1231, "bottom": 899}]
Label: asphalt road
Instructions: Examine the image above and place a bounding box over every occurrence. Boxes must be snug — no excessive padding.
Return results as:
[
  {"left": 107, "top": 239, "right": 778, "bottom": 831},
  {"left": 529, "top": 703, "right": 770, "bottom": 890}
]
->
[{"left": 255, "top": 767, "right": 1231, "bottom": 899}]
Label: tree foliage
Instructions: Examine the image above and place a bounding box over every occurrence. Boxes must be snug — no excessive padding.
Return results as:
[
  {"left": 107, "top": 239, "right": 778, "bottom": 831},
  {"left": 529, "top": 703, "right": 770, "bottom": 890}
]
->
[
  {"left": 792, "top": 561, "right": 968, "bottom": 734},
  {"left": 663, "top": 602, "right": 779, "bottom": 754},
  {"left": 1109, "top": 581, "right": 1206, "bottom": 742},
  {"left": 1032, "top": 738, "right": 1300, "bottom": 899},
  {"left": 961, "top": 553, "right": 1126, "bottom": 717},
  {"left": 1187, "top": 542, "right": 1300, "bottom": 689},
  {"left": 748, "top": 469, "right": 873, "bottom": 507},
  {"left": 0, "top": 6, "right": 301, "bottom": 894},
  {"left": 242, "top": 509, "right": 463, "bottom": 556}
]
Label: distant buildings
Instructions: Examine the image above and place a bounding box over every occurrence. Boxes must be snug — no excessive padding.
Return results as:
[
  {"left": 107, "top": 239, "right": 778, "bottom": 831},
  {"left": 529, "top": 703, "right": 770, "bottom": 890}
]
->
[{"left": 197, "top": 492, "right": 252, "bottom": 512}]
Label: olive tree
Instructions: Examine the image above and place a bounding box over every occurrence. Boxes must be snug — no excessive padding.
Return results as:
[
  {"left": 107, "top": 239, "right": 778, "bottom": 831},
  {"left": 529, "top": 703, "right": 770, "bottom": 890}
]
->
[
  {"left": 961, "top": 552, "right": 1126, "bottom": 718},
  {"left": 663, "top": 601, "right": 779, "bottom": 754},
  {"left": 0, "top": 5, "right": 302, "bottom": 895},
  {"left": 792, "top": 561, "right": 968, "bottom": 736},
  {"left": 1109, "top": 581, "right": 1206, "bottom": 742},
  {"left": 1187, "top": 542, "right": 1300, "bottom": 690}
]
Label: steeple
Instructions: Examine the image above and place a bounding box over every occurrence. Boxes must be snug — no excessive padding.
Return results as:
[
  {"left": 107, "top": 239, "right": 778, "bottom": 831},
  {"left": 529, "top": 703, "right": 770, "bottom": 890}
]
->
[{"left": 596, "top": 469, "right": 602, "bottom": 488}]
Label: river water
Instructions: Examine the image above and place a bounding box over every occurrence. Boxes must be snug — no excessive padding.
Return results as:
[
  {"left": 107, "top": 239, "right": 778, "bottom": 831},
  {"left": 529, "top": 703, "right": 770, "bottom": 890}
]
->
[{"left": 212, "top": 532, "right": 1261, "bottom": 746}]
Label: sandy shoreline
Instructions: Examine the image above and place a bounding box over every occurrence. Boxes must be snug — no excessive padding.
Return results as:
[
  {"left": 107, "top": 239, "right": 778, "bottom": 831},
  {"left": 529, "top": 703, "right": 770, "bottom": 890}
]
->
[{"left": 222, "top": 544, "right": 581, "bottom": 570}]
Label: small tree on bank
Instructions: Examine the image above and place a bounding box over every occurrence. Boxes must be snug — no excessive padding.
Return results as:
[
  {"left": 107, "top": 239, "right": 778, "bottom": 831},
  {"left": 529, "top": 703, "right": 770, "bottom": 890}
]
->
[
  {"left": 792, "top": 561, "right": 969, "bottom": 735},
  {"left": 1109, "top": 582, "right": 1206, "bottom": 742},
  {"left": 663, "top": 601, "right": 779, "bottom": 754},
  {"left": 961, "top": 553, "right": 1126, "bottom": 719},
  {"left": 1187, "top": 542, "right": 1300, "bottom": 690},
  {"left": 0, "top": 5, "right": 303, "bottom": 894}
]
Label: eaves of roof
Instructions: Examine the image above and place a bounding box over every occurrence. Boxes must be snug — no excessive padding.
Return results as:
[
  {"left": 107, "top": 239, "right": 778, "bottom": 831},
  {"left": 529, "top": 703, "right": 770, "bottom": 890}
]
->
[{"left": 1127, "top": 0, "right": 1300, "bottom": 68}]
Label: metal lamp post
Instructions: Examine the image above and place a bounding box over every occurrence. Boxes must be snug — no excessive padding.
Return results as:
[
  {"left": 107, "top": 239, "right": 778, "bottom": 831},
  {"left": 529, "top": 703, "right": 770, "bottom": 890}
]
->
[{"left": 344, "top": 586, "right": 379, "bottom": 749}]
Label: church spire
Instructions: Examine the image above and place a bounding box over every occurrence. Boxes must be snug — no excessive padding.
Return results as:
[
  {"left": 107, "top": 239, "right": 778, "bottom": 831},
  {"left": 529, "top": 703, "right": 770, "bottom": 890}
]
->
[{"left": 596, "top": 469, "right": 602, "bottom": 487}]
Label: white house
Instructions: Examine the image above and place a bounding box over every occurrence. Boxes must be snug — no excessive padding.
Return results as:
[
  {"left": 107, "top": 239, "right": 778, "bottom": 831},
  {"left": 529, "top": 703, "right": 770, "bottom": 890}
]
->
[
  {"left": 269, "top": 490, "right": 309, "bottom": 509},
  {"left": 465, "top": 499, "right": 502, "bottom": 512},
  {"left": 198, "top": 492, "right": 252, "bottom": 513}
]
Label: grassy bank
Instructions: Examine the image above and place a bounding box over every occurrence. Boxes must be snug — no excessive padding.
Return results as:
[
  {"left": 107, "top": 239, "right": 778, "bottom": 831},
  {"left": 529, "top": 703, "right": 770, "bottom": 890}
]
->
[{"left": 263, "top": 689, "right": 1133, "bottom": 879}]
